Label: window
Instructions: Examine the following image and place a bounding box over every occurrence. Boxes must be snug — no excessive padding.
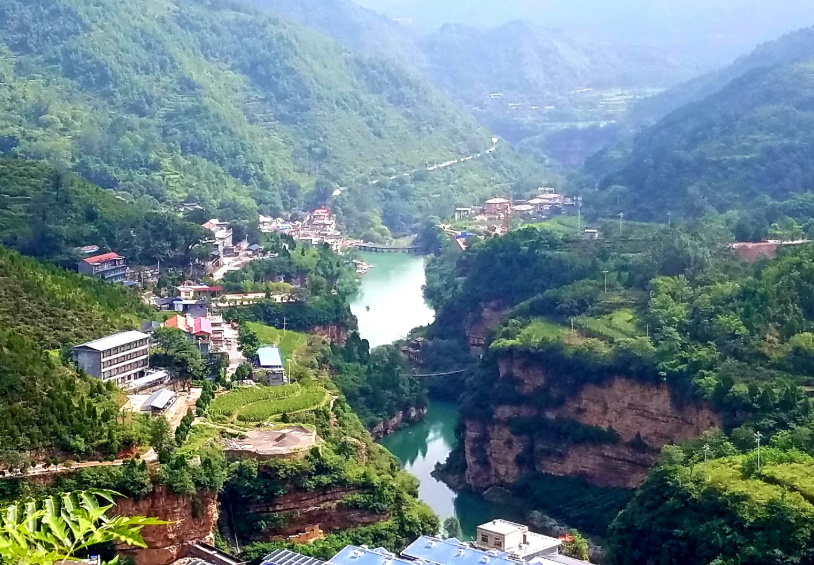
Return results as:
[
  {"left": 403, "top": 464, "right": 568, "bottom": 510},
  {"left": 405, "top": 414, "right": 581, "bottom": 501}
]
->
[
  {"left": 494, "top": 541, "right": 501, "bottom": 548},
  {"left": 481, "top": 535, "right": 488, "bottom": 543}
]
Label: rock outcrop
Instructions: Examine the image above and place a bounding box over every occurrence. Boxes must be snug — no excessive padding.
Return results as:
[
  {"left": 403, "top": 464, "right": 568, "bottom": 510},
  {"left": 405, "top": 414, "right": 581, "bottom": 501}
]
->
[
  {"left": 114, "top": 487, "right": 219, "bottom": 565},
  {"left": 370, "top": 406, "right": 428, "bottom": 439},
  {"left": 241, "top": 486, "right": 388, "bottom": 541},
  {"left": 463, "top": 353, "right": 721, "bottom": 489}
]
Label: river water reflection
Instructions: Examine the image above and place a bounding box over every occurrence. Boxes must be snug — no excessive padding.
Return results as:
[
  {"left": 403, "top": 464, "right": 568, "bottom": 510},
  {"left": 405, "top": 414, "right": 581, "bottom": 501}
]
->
[{"left": 350, "top": 252, "right": 521, "bottom": 540}]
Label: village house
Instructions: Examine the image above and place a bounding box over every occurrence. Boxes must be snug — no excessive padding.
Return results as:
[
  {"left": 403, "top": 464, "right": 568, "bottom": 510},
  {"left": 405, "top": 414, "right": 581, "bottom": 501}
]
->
[
  {"left": 202, "top": 219, "right": 234, "bottom": 258},
  {"left": 484, "top": 197, "right": 511, "bottom": 217},
  {"left": 255, "top": 345, "right": 287, "bottom": 385},
  {"left": 176, "top": 283, "right": 224, "bottom": 301},
  {"left": 165, "top": 314, "right": 213, "bottom": 354},
  {"left": 77, "top": 252, "right": 127, "bottom": 284}
]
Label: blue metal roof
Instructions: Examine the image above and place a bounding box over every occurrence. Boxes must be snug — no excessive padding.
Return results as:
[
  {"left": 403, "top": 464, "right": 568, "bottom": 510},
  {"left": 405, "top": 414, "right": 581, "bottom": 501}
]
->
[
  {"left": 262, "top": 549, "right": 324, "bottom": 565},
  {"left": 257, "top": 346, "right": 283, "bottom": 368},
  {"left": 402, "top": 537, "right": 520, "bottom": 565},
  {"left": 330, "top": 546, "right": 412, "bottom": 565}
]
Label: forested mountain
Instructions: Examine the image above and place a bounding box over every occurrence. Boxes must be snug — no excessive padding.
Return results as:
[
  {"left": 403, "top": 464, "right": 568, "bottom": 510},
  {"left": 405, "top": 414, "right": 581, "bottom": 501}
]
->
[
  {"left": 245, "top": 0, "right": 423, "bottom": 68},
  {"left": 592, "top": 58, "right": 814, "bottom": 223},
  {"left": 0, "top": 0, "right": 514, "bottom": 231},
  {"left": 0, "top": 158, "right": 209, "bottom": 267},
  {"left": 419, "top": 22, "right": 699, "bottom": 107},
  {"left": 633, "top": 25, "right": 814, "bottom": 123}
]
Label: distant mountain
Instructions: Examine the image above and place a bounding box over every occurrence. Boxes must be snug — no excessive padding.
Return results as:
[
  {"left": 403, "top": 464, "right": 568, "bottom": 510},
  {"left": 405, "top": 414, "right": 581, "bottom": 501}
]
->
[
  {"left": 245, "top": 0, "right": 424, "bottom": 67},
  {"left": 419, "top": 21, "right": 700, "bottom": 107},
  {"left": 594, "top": 59, "right": 814, "bottom": 221},
  {"left": 633, "top": 25, "right": 814, "bottom": 123},
  {"left": 353, "top": 0, "right": 814, "bottom": 67},
  {"left": 0, "top": 0, "right": 514, "bottom": 233}
]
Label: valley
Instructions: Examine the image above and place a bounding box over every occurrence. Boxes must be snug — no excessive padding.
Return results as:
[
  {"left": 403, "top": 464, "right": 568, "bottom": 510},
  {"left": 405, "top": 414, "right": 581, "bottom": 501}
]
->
[{"left": 3, "top": 2, "right": 814, "bottom": 565}]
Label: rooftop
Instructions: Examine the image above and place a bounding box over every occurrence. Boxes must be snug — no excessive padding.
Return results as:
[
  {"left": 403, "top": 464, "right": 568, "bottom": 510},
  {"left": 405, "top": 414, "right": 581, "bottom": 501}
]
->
[
  {"left": 485, "top": 198, "right": 509, "bottom": 204},
  {"left": 75, "top": 330, "right": 149, "bottom": 352},
  {"left": 403, "top": 537, "right": 519, "bottom": 565},
  {"left": 479, "top": 520, "right": 527, "bottom": 536},
  {"left": 262, "top": 548, "right": 325, "bottom": 565},
  {"left": 82, "top": 252, "right": 123, "bottom": 264},
  {"left": 330, "top": 546, "right": 412, "bottom": 565},
  {"left": 141, "top": 389, "right": 175, "bottom": 411},
  {"left": 257, "top": 346, "right": 283, "bottom": 368}
]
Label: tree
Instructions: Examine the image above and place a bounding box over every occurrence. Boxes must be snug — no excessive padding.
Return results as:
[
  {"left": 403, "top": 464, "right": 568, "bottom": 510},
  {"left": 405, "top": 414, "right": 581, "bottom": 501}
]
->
[
  {"left": 0, "top": 489, "right": 165, "bottom": 565},
  {"left": 442, "top": 516, "right": 462, "bottom": 539},
  {"left": 150, "top": 327, "right": 206, "bottom": 380},
  {"left": 561, "top": 529, "right": 590, "bottom": 561},
  {"left": 239, "top": 323, "right": 261, "bottom": 361},
  {"left": 149, "top": 416, "right": 175, "bottom": 461}
]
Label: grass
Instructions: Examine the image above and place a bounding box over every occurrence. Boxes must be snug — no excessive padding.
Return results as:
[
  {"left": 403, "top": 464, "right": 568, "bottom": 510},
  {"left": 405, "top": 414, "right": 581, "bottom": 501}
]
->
[
  {"left": 246, "top": 322, "right": 309, "bottom": 365},
  {"left": 177, "top": 424, "right": 223, "bottom": 456},
  {"left": 491, "top": 317, "right": 571, "bottom": 350},
  {"left": 575, "top": 308, "right": 641, "bottom": 342},
  {"left": 206, "top": 383, "right": 329, "bottom": 425}
]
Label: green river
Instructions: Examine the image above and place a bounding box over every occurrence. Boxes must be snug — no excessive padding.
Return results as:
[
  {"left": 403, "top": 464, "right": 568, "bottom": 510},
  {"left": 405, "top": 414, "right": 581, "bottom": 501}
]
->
[{"left": 349, "top": 252, "right": 521, "bottom": 539}]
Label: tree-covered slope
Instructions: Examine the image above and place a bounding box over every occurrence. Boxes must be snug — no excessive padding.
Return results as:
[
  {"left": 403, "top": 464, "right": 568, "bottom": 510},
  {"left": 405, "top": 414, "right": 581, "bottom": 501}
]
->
[
  {"left": 0, "top": 246, "right": 147, "bottom": 349},
  {"left": 633, "top": 25, "right": 814, "bottom": 124},
  {"left": 594, "top": 59, "right": 814, "bottom": 222},
  {"left": 0, "top": 158, "right": 209, "bottom": 267},
  {"left": 245, "top": 0, "right": 424, "bottom": 69},
  {"left": 0, "top": 0, "right": 492, "bottom": 224}
]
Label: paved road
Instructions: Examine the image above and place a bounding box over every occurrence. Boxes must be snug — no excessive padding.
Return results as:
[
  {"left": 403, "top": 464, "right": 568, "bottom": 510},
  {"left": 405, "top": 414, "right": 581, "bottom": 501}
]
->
[{"left": 1, "top": 449, "right": 158, "bottom": 480}]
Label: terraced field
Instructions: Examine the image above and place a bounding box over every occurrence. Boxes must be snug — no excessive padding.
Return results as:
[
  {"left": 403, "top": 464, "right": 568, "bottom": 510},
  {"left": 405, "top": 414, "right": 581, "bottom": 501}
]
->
[{"left": 206, "top": 383, "right": 330, "bottom": 424}]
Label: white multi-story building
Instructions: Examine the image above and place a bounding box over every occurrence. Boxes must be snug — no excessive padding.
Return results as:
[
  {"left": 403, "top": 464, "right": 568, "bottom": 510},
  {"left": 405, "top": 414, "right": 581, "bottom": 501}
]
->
[{"left": 72, "top": 331, "right": 151, "bottom": 387}]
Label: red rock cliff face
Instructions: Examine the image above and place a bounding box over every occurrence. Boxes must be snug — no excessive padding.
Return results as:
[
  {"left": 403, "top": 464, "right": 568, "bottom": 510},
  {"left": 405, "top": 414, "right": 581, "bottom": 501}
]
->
[
  {"left": 311, "top": 324, "right": 349, "bottom": 345},
  {"left": 240, "top": 487, "right": 388, "bottom": 542},
  {"left": 464, "top": 353, "right": 721, "bottom": 489},
  {"left": 114, "top": 487, "right": 218, "bottom": 565}
]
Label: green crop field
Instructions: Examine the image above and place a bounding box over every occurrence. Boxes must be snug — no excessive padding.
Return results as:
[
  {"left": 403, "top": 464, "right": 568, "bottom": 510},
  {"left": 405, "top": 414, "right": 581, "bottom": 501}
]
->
[
  {"left": 206, "top": 383, "right": 328, "bottom": 424},
  {"left": 575, "top": 309, "right": 641, "bottom": 342},
  {"left": 246, "top": 322, "right": 310, "bottom": 364}
]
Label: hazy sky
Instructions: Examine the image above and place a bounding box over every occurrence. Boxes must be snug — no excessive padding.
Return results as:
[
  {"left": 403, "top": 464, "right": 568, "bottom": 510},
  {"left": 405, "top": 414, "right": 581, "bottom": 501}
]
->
[{"left": 353, "top": 0, "right": 814, "bottom": 62}]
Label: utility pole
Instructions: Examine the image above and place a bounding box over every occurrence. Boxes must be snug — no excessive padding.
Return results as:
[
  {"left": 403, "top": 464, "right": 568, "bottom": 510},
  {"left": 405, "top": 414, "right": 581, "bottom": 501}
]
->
[
  {"left": 703, "top": 443, "right": 711, "bottom": 464},
  {"left": 755, "top": 431, "right": 764, "bottom": 471},
  {"left": 576, "top": 196, "right": 583, "bottom": 234},
  {"left": 667, "top": 211, "right": 672, "bottom": 228},
  {"left": 602, "top": 270, "right": 609, "bottom": 293},
  {"left": 618, "top": 212, "right": 624, "bottom": 237}
]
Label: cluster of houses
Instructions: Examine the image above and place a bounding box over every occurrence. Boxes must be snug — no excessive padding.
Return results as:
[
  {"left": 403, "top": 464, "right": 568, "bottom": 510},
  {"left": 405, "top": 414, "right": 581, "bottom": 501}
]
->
[
  {"left": 462, "top": 189, "right": 575, "bottom": 221},
  {"left": 259, "top": 207, "right": 348, "bottom": 252},
  {"left": 169, "top": 519, "right": 590, "bottom": 565}
]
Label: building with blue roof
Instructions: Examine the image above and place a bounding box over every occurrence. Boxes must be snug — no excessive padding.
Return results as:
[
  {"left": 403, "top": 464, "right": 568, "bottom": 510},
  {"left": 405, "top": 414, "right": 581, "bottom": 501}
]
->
[
  {"left": 330, "top": 546, "right": 412, "bottom": 565},
  {"left": 255, "top": 345, "right": 287, "bottom": 384},
  {"left": 402, "top": 536, "right": 520, "bottom": 565}
]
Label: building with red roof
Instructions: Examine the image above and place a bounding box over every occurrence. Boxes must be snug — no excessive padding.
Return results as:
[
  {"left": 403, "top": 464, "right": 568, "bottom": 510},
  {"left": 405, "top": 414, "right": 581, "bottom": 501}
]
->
[{"left": 77, "top": 252, "right": 127, "bottom": 283}]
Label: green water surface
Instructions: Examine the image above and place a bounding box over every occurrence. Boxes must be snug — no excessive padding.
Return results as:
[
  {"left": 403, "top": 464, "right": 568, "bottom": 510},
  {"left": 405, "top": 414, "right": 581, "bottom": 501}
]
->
[{"left": 350, "top": 252, "right": 520, "bottom": 539}]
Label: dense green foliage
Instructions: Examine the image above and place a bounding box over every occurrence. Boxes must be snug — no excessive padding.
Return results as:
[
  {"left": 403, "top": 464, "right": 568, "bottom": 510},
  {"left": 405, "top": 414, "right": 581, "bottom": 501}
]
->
[
  {"left": 223, "top": 236, "right": 360, "bottom": 299},
  {"left": 608, "top": 438, "right": 814, "bottom": 565},
  {"left": 594, "top": 58, "right": 814, "bottom": 223},
  {"left": 426, "top": 222, "right": 814, "bottom": 559},
  {"left": 0, "top": 0, "right": 531, "bottom": 232},
  {"left": 325, "top": 333, "right": 427, "bottom": 428},
  {"left": 0, "top": 245, "right": 147, "bottom": 349},
  {"left": 0, "top": 158, "right": 209, "bottom": 267},
  {"left": 0, "top": 331, "right": 133, "bottom": 456}
]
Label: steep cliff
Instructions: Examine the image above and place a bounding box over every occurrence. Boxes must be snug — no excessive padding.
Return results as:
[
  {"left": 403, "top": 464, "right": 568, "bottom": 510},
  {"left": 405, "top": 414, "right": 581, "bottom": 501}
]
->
[
  {"left": 462, "top": 352, "right": 720, "bottom": 489},
  {"left": 114, "top": 487, "right": 219, "bottom": 565},
  {"left": 240, "top": 487, "right": 389, "bottom": 541}
]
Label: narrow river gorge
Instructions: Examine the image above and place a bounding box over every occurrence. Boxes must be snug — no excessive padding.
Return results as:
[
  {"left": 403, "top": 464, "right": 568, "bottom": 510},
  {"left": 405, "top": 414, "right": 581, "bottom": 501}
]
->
[{"left": 349, "top": 252, "right": 519, "bottom": 540}]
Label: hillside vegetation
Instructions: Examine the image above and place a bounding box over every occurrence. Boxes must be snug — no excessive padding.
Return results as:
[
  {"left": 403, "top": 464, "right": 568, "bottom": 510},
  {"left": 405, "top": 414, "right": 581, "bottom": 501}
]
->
[
  {"left": 633, "top": 25, "right": 814, "bottom": 124},
  {"left": 0, "top": 157, "right": 208, "bottom": 267},
  {"left": 593, "top": 59, "right": 814, "bottom": 222},
  {"left": 0, "top": 0, "right": 514, "bottom": 231},
  {"left": 0, "top": 245, "right": 147, "bottom": 349}
]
